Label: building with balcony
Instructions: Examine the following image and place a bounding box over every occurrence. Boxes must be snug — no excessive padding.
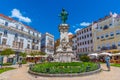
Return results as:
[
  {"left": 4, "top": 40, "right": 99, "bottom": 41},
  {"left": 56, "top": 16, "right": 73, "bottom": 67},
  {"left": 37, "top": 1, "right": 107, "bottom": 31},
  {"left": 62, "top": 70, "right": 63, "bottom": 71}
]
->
[
  {"left": 0, "top": 14, "right": 41, "bottom": 54},
  {"left": 93, "top": 13, "right": 120, "bottom": 53},
  {"left": 75, "top": 25, "right": 94, "bottom": 54},
  {"left": 41, "top": 32, "right": 54, "bottom": 56}
]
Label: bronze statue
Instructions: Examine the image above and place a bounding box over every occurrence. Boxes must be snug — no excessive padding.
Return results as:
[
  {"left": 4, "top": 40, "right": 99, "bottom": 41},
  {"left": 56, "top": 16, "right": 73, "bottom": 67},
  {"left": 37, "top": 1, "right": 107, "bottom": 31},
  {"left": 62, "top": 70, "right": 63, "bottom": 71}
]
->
[{"left": 59, "top": 8, "right": 68, "bottom": 23}]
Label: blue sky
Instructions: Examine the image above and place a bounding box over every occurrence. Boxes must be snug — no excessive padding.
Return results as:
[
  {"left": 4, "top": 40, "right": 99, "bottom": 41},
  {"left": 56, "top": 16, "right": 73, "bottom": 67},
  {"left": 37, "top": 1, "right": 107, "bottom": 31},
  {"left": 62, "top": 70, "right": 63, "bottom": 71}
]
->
[{"left": 0, "top": 0, "right": 120, "bottom": 39}]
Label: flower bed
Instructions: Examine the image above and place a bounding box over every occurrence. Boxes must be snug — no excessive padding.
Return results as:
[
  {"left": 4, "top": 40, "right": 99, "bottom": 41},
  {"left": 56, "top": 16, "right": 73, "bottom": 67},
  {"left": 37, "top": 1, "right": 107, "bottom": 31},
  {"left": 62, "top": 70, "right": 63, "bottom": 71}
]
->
[{"left": 30, "top": 62, "right": 99, "bottom": 74}]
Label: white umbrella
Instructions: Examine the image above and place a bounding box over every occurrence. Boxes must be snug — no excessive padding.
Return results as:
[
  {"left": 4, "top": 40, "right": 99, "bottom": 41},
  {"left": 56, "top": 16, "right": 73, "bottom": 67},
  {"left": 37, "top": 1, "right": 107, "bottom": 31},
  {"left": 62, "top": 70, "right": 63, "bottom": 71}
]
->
[
  {"left": 88, "top": 53, "right": 98, "bottom": 57},
  {"left": 88, "top": 53, "right": 98, "bottom": 59},
  {"left": 99, "top": 52, "right": 112, "bottom": 56},
  {"left": 112, "top": 53, "right": 120, "bottom": 56}
]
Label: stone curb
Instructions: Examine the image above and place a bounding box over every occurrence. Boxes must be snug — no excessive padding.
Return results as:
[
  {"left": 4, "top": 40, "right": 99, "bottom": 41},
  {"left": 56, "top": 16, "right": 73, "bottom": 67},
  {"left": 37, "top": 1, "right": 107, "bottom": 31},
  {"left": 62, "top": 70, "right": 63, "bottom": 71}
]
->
[{"left": 28, "top": 67, "right": 102, "bottom": 77}]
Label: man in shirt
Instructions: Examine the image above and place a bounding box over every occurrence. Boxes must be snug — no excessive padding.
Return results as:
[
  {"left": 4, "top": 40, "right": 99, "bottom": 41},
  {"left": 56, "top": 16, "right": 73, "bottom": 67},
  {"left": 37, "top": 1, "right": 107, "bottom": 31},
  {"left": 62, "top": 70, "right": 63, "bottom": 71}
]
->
[{"left": 105, "top": 55, "right": 111, "bottom": 71}]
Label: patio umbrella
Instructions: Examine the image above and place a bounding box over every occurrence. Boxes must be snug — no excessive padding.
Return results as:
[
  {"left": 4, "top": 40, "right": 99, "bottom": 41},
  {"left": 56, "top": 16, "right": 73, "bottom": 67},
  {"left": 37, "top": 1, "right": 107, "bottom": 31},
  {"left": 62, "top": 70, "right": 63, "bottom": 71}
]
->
[
  {"left": 88, "top": 53, "right": 98, "bottom": 59},
  {"left": 99, "top": 52, "right": 112, "bottom": 56},
  {"left": 112, "top": 53, "right": 120, "bottom": 56},
  {"left": 88, "top": 53, "right": 98, "bottom": 57}
]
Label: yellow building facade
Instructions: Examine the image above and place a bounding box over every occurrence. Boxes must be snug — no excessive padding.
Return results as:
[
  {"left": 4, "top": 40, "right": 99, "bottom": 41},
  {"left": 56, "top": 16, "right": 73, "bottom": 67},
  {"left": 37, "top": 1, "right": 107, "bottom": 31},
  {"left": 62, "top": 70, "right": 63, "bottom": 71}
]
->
[{"left": 93, "top": 15, "right": 120, "bottom": 53}]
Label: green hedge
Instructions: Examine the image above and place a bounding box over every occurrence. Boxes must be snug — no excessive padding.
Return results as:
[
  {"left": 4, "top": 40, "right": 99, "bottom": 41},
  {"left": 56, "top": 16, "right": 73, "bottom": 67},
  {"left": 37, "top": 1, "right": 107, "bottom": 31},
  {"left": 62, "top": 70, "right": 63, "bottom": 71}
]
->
[
  {"left": 111, "top": 64, "right": 120, "bottom": 67},
  {"left": 31, "top": 62, "right": 98, "bottom": 74},
  {"left": 3, "top": 63, "right": 12, "bottom": 66},
  {"left": 0, "top": 67, "right": 15, "bottom": 74}
]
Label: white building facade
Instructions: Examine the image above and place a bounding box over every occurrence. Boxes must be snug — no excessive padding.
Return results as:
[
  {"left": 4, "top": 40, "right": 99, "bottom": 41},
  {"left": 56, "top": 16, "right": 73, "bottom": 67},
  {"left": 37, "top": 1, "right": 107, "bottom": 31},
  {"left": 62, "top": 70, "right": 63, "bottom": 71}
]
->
[
  {"left": 0, "top": 14, "right": 41, "bottom": 54},
  {"left": 41, "top": 32, "right": 54, "bottom": 55},
  {"left": 76, "top": 25, "right": 93, "bottom": 54}
]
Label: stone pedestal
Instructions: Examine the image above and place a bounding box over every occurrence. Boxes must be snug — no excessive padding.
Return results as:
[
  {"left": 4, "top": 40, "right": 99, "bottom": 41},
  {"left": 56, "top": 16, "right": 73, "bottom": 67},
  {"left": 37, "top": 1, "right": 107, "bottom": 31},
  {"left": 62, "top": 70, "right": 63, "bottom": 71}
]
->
[{"left": 54, "top": 24, "right": 75, "bottom": 62}]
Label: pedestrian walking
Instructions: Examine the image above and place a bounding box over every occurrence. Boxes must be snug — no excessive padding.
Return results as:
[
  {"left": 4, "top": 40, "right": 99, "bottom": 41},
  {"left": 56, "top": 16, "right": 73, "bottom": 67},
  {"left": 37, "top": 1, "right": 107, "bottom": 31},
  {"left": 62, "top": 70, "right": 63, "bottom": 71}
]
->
[
  {"left": 18, "top": 58, "right": 22, "bottom": 68},
  {"left": 105, "top": 55, "right": 111, "bottom": 71}
]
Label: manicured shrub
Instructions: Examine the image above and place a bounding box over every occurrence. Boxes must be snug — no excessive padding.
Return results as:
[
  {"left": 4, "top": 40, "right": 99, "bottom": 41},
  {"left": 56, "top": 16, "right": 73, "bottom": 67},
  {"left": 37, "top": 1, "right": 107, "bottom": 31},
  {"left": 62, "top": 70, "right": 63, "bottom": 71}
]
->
[{"left": 80, "top": 55, "right": 90, "bottom": 62}]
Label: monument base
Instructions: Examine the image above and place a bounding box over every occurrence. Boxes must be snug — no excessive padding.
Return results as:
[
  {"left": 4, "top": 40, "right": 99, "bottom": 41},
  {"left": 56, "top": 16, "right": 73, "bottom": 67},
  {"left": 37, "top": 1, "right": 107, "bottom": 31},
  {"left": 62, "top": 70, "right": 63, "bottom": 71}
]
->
[{"left": 54, "top": 51, "right": 75, "bottom": 62}]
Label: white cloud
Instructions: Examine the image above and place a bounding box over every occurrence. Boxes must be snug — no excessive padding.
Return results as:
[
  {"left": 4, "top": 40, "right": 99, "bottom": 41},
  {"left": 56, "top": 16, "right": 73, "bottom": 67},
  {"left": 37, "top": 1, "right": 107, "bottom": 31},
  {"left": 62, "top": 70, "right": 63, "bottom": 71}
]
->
[
  {"left": 75, "top": 28, "right": 82, "bottom": 33},
  {"left": 68, "top": 32, "right": 73, "bottom": 35},
  {"left": 112, "top": 13, "right": 118, "bottom": 18},
  {"left": 10, "top": 8, "right": 31, "bottom": 23},
  {"left": 80, "top": 22, "right": 91, "bottom": 26}
]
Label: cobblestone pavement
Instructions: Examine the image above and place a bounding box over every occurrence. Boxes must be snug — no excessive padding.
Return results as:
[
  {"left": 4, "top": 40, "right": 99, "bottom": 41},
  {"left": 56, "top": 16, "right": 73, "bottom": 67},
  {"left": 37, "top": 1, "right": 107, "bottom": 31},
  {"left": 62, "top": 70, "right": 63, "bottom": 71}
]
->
[{"left": 0, "top": 64, "right": 120, "bottom": 80}]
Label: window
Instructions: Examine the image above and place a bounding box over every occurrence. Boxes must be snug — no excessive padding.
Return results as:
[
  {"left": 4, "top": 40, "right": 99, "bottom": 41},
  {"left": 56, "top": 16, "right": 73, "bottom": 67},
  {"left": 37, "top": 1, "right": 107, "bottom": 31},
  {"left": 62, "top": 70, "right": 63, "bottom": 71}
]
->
[
  {"left": 85, "top": 41, "right": 86, "bottom": 44},
  {"left": 82, "top": 31, "right": 83, "bottom": 34},
  {"left": 84, "top": 30, "right": 86, "bottom": 33},
  {"left": 33, "top": 32, "right": 35, "bottom": 36},
  {"left": 28, "top": 30, "right": 30, "bottom": 34},
  {"left": 91, "top": 40, "right": 93, "bottom": 43},
  {"left": 84, "top": 35, "right": 86, "bottom": 39},
  {"left": 100, "top": 26, "right": 102, "bottom": 29},
  {"left": 78, "top": 43, "right": 79, "bottom": 46},
  {"left": 97, "top": 36, "right": 99, "bottom": 39},
  {"left": 79, "top": 37, "right": 81, "bottom": 40},
  {"left": 101, "top": 35, "right": 104, "bottom": 39},
  {"left": 87, "top": 28, "right": 88, "bottom": 32},
  {"left": 116, "top": 30, "right": 120, "bottom": 35},
  {"left": 118, "top": 42, "right": 120, "bottom": 46},
  {"left": 16, "top": 24, "right": 18, "bottom": 29},
  {"left": 82, "top": 42, "right": 84, "bottom": 45},
  {"left": 2, "top": 38, "right": 7, "bottom": 45},
  {"left": 110, "top": 32, "right": 114, "bottom": 36},
  {"left": 80, "top": 42, "right": 81, "bottom": 45},
  {"left": 103, "top": 25, "right": 109, "bottom": 30},
  {"left": 105, "top": 34, "right": 109, "bottom": 37},
  {"left": 79, "top": 32, "right": 81, "bottom": 35},
  {"left": 15, "top": 33, "right": 18, "bottom": 38},
  {"left": 90, "top": 33, "right": 92, "bottom": 37},
  {"left": 88, "top": 40, "right": 89, "bottom": 44},
  {"left": 5, "top": 22, "right": 8, "bottom": 26},
  {"left": 37, "top": 34, "right": 39, "bottom": 37},
  {"left": 109, "top": 23, "right": 112, "bottom": 26},
  {"left": 27, "top": 44, "right": 30, "bottom": 49},
  {"left": 89, "top": 28, "right": 92, "bottom": 31},
  {"left": 4, "top": 30, "right": 7, "bottom": 36},
  {"left": 98, "top": 46, "right": 101, "bottom": 49},
  {"left": 112, "top": 43, "right": 117, "bottom": 49},
  {"left": 87, "top": 34, "right": 89, "bottom": 37},
  {"left": 21, "top": 27, "right": 24, "bottom": 31}
]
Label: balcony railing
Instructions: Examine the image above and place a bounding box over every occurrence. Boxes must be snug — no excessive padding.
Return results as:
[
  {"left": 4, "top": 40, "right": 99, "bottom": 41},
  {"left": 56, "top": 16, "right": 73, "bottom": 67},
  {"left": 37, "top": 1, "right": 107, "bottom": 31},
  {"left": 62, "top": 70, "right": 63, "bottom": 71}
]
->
[
  {"left": 101, "top": 45, "right": 117, "bottom": 50},
  {"left": 0, "top": 24, "right": 40, "bottom": 39}
]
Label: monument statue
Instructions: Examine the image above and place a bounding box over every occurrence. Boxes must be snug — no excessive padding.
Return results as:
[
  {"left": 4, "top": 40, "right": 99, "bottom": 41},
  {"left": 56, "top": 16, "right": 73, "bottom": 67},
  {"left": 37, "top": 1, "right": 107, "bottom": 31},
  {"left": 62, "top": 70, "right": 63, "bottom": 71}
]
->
[
  {"left": 59, "top": 8, "right": 69, "bottom": 23},
  {"left": 54, "top": 8, "right": 75, "bottom": 62}
]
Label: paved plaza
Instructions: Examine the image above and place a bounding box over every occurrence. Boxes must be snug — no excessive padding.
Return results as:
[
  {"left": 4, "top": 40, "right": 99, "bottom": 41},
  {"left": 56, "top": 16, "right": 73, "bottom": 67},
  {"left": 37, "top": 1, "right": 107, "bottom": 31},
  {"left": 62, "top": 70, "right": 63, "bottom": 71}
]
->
[{"left": 0, "top": 64, "right": 120, "bottom": 80}]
